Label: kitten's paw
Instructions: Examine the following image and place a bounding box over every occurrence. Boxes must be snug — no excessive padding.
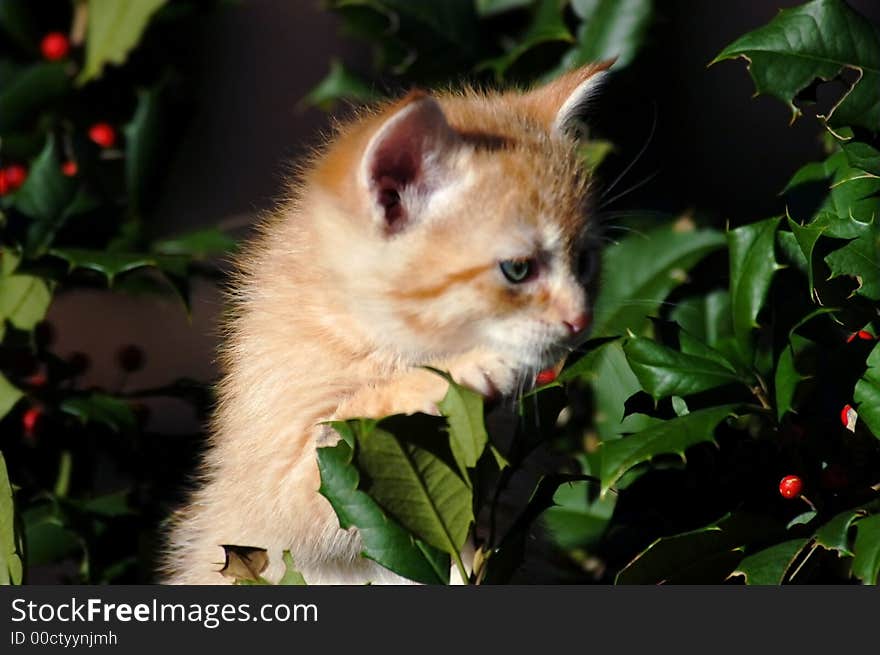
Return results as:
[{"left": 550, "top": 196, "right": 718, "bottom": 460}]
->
[{"left": 447, "top": 352, "right": 517, "bottom": 399}]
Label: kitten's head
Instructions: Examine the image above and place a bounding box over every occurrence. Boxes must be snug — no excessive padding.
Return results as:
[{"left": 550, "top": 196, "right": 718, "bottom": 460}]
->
[{"left": 308, "top": 63, "right": 610, "bottom": 373}]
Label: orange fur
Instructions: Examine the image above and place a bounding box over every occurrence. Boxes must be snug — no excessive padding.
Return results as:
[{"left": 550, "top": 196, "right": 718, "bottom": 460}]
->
[{"left": 161, "top": 63, "right": 608, "bottom": 585}]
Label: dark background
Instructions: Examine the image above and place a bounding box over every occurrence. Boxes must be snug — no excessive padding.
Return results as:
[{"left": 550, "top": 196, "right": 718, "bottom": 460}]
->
[{"left": 49, "top": 0, "right": 880, "bottom": 436}]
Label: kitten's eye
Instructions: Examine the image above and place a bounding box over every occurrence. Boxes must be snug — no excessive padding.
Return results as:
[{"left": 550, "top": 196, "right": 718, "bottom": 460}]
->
[{"left": 499, "top": 258, "right": 535, "bottom": 284}]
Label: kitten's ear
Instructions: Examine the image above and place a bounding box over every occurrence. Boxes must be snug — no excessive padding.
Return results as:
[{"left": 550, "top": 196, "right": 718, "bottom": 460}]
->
[
  {"left": 519, "top": 60, "right": 614, "bottom": 136},
  {"left": 361, "top": 92, "right": 457, "bottom": 235}
]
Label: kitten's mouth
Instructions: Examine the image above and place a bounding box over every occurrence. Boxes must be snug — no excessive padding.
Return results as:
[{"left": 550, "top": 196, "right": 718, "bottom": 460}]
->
[{"left": 535, "top": 358, "right": 566, "bottom": 386}]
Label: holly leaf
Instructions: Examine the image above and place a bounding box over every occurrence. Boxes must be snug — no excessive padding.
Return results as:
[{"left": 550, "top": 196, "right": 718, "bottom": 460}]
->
[
  {"left": 669, "top": 290, "right": 733, "bottom": 350},
  {"left": 219, "top": 545, "right": 268, "bottom": 583},
  {"left": 301, "top": 59, "right": 377, "bottom": 111},
  {"left": 592, "top": 222, "right": 725, "bottom": 338},
  {"left": 542, "top": 479, "right": 615, "bottom": 550},
  {"left": 478, "top": 0, "right": 573, "bottom": 80},
  {"left": 78, "top": 0, "right": 168, "bottom": 84},
  {"left": 124, "top": 84, "right": 167, "bottom": 216},
  {"left": 152, "top": 228, "right": 237, "bottom": 260},
  {"left": 842, "top": 141, "right": 880, "bottom": 176},
  {"left": 0, "top": 274, "right": 51, "bottom": 332},
  {"left": 712, "top": 0, "right": 880, "bottom": 133},
  {"left": 475, "top": 0, "right": 533, "bottom": 17},
  {"left": 561, "top": 0, "right": 653, "bottom": 69},
  {"left": 11, "top": 134, "right": 77, "bottom": 230},
  {"left": 61, "top": 393, "right": 137, "bottom": 432},
  {"left": 730, "top": 538, "right": 811, "bottom": 585},
  {"left": 616, "top": 513, "right": 783, "bottom": 584},
  {"left": 0, "top": 452, "right": 23, "bottom": 585},
  {"left": 774, "top": 333, "right": 813, "bottom": 420},
  {"left": 49, "top": 248, "right": 189, "bottom": 286},
  {"left": 317, "top": 436, "right": 449, "bottom": 584},
  {"left": 0, "top": 373, "right": 23, "bottom": 422},
  {"left": 0, "top": 63, "right": 70, "bottom": 134},
  {"left": 599, "top": 405, "right": 738, "bottom": 494},
  {"left": 854, "top": 343, "right": 880, "bottom": 438},
  {"left": 354, "top": 418, "right": 473, "bottom": 560},
  {"left": 815, "top": 507, "right": 867, "bottom": 556},
  {"left": 622, "top": 336, "right": 743, "bottom": 400},
  {"left": 852, "top": 514, "right": 880, "bottom": 584},
  {"left": 727, "top": 217, "right": 781, "bottom": 356}
]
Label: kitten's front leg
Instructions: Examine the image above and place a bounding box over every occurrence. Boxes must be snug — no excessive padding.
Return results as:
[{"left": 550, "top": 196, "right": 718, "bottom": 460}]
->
[{"left": 334, "top": 349, "right": 518, "bottom": 421}]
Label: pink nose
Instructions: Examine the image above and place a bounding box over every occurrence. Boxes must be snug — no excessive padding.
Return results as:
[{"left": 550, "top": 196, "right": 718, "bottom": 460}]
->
[{"left": 563, "top": 312, "right": 591, "bottom": 335}]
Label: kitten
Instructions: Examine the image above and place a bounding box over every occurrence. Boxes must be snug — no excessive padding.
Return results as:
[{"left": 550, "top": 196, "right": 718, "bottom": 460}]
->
[{"left": 161, "top": 61, "right": 609, "bottom": 585}]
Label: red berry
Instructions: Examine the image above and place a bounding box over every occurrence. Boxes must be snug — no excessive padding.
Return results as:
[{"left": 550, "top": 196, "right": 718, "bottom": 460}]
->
[
  {"left": 857, "top": 330, "right": 874, "bottom": 341},
  {"left": 5, "top": 164, "right": 27, "bottom": 190},
  {"left": 88, "top": 123, "right": 117, "bottom": 148},
  {"left": 25, "top": 372, "right": 48, "bottom": 388},
  {"left": 40, "top": 32, "right": 70, "bottom": 61},
  {"left": 22, "top": 407, "right": 43, "bottom": 437},
  {"left": 779, "top": 475, "right": 803, "bottom": 499},
  {"left": 0, "top": 169, "right": 8, "bottom": 196},
  {"left": 840, "top": 404, "right": 857, "bottom": 432},
  {"left": 61, "top": 160, "right": 78, "bottom": 177},
  {"left": 117, "top": 344, "right": 145, "bottom": 372},
  {"left": 536, "top": 368, "right": 558, "bottom": 385}
]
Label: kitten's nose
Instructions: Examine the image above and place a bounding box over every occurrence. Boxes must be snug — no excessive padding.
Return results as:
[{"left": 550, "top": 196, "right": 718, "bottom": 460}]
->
[{"left": 563, "top": 312, "right": 591, "bottom": 335}]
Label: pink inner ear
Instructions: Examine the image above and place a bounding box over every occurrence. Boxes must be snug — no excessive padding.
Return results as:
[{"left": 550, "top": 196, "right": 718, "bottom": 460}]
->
[{"left": 365, "top": 97, "right": 453, "bottom": 235}]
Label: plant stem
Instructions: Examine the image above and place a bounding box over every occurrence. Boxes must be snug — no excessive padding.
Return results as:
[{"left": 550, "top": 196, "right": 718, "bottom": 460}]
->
[{"left": 54, "top": 450, "right": 72, "bottom": 498}]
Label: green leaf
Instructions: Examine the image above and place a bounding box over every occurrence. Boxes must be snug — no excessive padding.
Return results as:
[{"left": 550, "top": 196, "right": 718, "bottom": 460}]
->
[
  {"left": 670, "top": 290, "right": 733, "bottom": 350},
  {"left": 429, "top": 370, "right": 488, "bottom": 477},
  {"left": 22, "top": 503, "right": 82, "bottom": 568},
  {"left": 78, "top": 0, "right": 168, "bottom": 84},
  {"left": 622, "top": 337, "right": 743, "bottom": 400},
  {"left": 542, "top": 479, "right": 615, "bottom": 550},
  {"left": 277, "top": 550, "right": 308, "bottom": 585},
  {"left": 0, "top": 63, "right": 70, "bottom": 134},
  {"left": 0, "top": 275, "right": 51, "bottom": 331},
  {"left": 562, "top": 0, "right": 653, "bottom": 69},
  {"left": 599, "top": 405, "right": 737, "bottom": 493},
  {"left": 475, "top": 0, "right": 534, "bottom": 17},
  {"left": 824, "top": 217, "right": 880, "bottom": 300},
  {"left": 774, "top": 333, "right": 813, "bottom": 420},
  {"left": 302, "top": 59, "right": 378, "bottom": 111},
  {"left": 152, "top": 228, "right": 237, "bottom": 259},
  {"left": 727, "top": 217, "right": 780, "bottom": 354},
  {"left": 0, "top": 373, "right": 23, "bottom": 422},
  {"left": 124, "top": 84, "right": 167, "bottom": 216},
  {"left": 0, "top": 0, "right": 39, "bottom": 53},
  {"left": 11, "top": 134, "right": 77, "bottom": 230},
  {"left": 355, "top": 418, "right": 473, "bottom": 560},
  {"left": 815, "top": 507, "right": 866, "bottom": 556},
  {"left": 61, "top": 393, "right": 137, "bottom": 432},
  {"left": 712, "top": 0, "right": 880, "bottom": 132},
  {"left": 854, "top": 343, "right": 880, "bottom": 438},
  {"left": 731, "top": 538, "right": 811, "bottom": 585},
  {"left": 852, "top": 514, "right": 880, "bottom": 584},
  {"left": 0, "top": 452, "right": 23, "bottom": 585},
  {"left": 317, "top": 438, "right": 449, "bottom": 584},
  {"left": 27, "top": 187, "right": 101, "bottom": 257},
  {"left": 592, "top": 223, "right": 725, "bottom": 338},
  {"left": 842, "top": 141, "right": 880, "bottom": 176},
  {"left": 478, "top": 0, "right": 573, "bottom": 80},
  {"left": 617, "top": 513, "right": 784, "bottom": 584},
  {"left": 49, "top": 248, "right": 188, "bottom": 285}
]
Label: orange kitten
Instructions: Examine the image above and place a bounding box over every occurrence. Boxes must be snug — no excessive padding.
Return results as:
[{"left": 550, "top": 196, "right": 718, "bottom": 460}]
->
[{"left": 161, "top": 62, "right": 610, "bottom": 585}]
